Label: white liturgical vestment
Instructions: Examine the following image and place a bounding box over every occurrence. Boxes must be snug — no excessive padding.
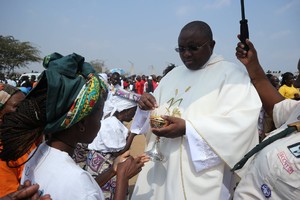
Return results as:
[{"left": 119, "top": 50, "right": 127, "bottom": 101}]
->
[{"left": 131, "top": 54, "right": 262, "bottom": 200}]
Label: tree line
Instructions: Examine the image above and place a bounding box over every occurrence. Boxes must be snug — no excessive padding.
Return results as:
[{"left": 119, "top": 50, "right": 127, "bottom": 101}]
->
[
  {"left": 0, "top": 35, "right": 106, "bottom": 76},
  {"left": 0, "top": 35, "right": 41, "bottom": 74}
]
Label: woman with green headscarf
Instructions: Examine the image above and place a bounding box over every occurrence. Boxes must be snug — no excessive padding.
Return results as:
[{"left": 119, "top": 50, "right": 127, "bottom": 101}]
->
[{"left": 0, "top": 53, "right": 149, "bottom": 200}]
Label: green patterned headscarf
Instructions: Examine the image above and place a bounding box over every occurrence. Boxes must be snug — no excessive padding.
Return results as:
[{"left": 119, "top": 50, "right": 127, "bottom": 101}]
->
[{"left": 28, "top": 52, "right": 108, "bottom": 134}]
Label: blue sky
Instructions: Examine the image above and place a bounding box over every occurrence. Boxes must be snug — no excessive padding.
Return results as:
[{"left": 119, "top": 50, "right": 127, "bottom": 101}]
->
[{"left": 1, "top": 0, "right": 299, "bottom": 75}]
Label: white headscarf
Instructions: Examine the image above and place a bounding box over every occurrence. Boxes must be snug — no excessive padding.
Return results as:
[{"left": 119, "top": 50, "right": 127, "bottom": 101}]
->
[
  {"left": 102, "top": 93, "right": 137, "bottom": 118},
  {"left": 98, "top": 73, "right": 108, "bottom": 82}
]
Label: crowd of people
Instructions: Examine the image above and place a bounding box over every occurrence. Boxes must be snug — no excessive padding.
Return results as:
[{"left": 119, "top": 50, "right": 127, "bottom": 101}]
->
[
  {"left": 105, "top": 73, "right": 162, "bottom": 95},
  {"left": 0, "top": 19, "right": 299, "bottom": 200},
  {"left": 0, "top": 73, "right": 39, "bottom": 95}
]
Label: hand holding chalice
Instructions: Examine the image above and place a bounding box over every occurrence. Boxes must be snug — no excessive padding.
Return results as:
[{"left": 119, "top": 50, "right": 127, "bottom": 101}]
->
[
  {"left": 145, "top": 113, "right": 169, "bottom": 162},
  {"left": 150, "top": 115, "right": 169, "bottom": 129}
]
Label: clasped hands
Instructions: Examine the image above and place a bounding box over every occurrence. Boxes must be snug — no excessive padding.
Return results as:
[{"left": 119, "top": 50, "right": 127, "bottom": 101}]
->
[
  {"left": 138, "top": 93, "right": 185, "bottom": 138},
  {"left": 113, "top": 151, "right": 150, "bottom": 179}
]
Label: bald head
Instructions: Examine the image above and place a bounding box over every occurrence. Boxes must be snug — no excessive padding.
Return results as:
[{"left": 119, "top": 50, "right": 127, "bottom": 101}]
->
[
  {"left": 178, "top": 20, "right": 215, "bottom": 70},
  {"left": 181, "top": 21, "right": 213, "bottom": 41}
]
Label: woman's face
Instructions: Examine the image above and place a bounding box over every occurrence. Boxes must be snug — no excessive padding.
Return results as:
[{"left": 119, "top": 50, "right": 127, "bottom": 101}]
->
[
  {"left": 80, "top": 96, "right": 106, "bottom": 144},
  {"left": 0, "top": 91, "right": 25, "bottom": 124}
]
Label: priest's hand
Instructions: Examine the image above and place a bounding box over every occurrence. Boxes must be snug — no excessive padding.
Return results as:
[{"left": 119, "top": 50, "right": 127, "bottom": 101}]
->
[
  {"left": 152, "top": 116, "right": 185, "bottom": 138},
  {"left": 137, "top": 93, "right": 157, "bottom": 110}
]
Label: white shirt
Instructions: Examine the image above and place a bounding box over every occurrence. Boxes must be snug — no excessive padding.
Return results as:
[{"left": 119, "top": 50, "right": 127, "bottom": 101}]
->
[
  {"left": 88, "top": 116, "right": 128, "bottom": 152},
  {"left": 21, "top": 142, "right": 104, "bottom": 200}
]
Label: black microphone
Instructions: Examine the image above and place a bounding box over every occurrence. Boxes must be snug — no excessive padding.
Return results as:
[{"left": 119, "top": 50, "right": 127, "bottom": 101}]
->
[{"left": 239, "top": 0, "right": 249, "bottom": 51}]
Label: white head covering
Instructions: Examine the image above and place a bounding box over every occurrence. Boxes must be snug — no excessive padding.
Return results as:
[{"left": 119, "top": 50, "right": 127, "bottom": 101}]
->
[
  {"left": 99, "top": 73, "right": 108, "bottom": 82},
  {"left": 88, "top": 116, "right": 128, "bottom": 152},
  {"left": 88, "top": 90, "right": 138, "bottom": 152},
  {"left": 102, "top": 89, "right": 139, "bottom": 118},
  {"left": 103, "top": 95, "right": 137, "bottom": 118}
]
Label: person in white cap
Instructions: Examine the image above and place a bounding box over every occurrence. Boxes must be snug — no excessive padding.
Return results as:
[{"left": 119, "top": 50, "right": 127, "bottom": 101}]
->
[{"left": 86, "top": 92, "right": 140, "bottom": 200}]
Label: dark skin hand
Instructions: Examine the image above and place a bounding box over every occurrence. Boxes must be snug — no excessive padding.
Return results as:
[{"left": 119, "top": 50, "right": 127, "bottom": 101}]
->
[
  {"left": 152, "top": 115, "right": 185, "bottom": 138},
  {"left": 95, "top": 151, "right": 132, "bottom": 187},
  {"left": 95, "top": 151, "right": 150, "bottom": 188},
  {"left": 117, "top": 156, "right": 147, "bottom": 180},
  {"left": 1, "top": 180, "right": 51, "bottom": 200},
  {"left": 235, "top": 37, "right": 284, "bottom": 116},
  {"left": 137, "top": 92, "right": 157, "bottom": 110},
  {"left": 114, "top": 155, "right": 149, "bottom": 200},
  {"left": 138, "top": 93, "right": 186, "bottom": 138}
]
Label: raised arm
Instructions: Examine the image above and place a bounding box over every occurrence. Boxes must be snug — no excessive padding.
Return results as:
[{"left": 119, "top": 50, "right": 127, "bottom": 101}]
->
[{"left": 235, "top": 38, "right": 284, "bottom": 116}]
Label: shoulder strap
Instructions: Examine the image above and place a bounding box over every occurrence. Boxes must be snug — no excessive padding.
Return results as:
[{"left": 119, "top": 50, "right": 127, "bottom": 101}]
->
[{"left": 231, "top": 121, "right": 300, "bottom": 171}]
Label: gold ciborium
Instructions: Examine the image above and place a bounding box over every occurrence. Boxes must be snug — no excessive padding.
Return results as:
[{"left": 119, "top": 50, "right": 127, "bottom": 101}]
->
[
  {"left": 145, "top": 114, "right": 169, "bottom": 162},
  {"left": 150, "top": 116, "right": 169, "bottom": 129}
]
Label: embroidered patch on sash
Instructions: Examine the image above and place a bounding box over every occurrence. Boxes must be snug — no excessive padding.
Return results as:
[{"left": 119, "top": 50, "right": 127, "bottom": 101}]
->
[
  {"left": 288, "top": 142, "right": 300, "bottom": 158},
  {"left": 277, "top": 151, "right": 294, "bottom": 174},
  {"left": 261, "top": 184, "right": 271, "bottom": 198}
]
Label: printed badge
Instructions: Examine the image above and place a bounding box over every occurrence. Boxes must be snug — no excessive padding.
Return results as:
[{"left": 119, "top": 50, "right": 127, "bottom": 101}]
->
[
  {"left": 261, "top": 184, "right": 271, "bottom": 198},
  {"left": 288, "top": 142, "right": 300, "bottom": 158},
  {"left": 277, "top": 151, "right": 294, "bottom": 174}
]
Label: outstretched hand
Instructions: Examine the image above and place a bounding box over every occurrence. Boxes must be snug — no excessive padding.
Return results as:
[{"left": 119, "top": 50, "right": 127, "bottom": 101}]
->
[
  {"left": 152, "top": 115, "right": 185, "bottom": 138},
  {"left": 113, "top": 150, "right": 131, "bottom": 172},
  {"left": 116, "top": 153, "right": 150, "bottom": 180},
  {"left": 113, "top": 153, "right": 149, "bottom": 200}
]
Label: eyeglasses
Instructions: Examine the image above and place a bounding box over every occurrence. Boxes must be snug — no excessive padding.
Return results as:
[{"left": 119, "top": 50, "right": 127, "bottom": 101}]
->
[{"left": 175, "top": 40, "right": 210, "bottom": 53}]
